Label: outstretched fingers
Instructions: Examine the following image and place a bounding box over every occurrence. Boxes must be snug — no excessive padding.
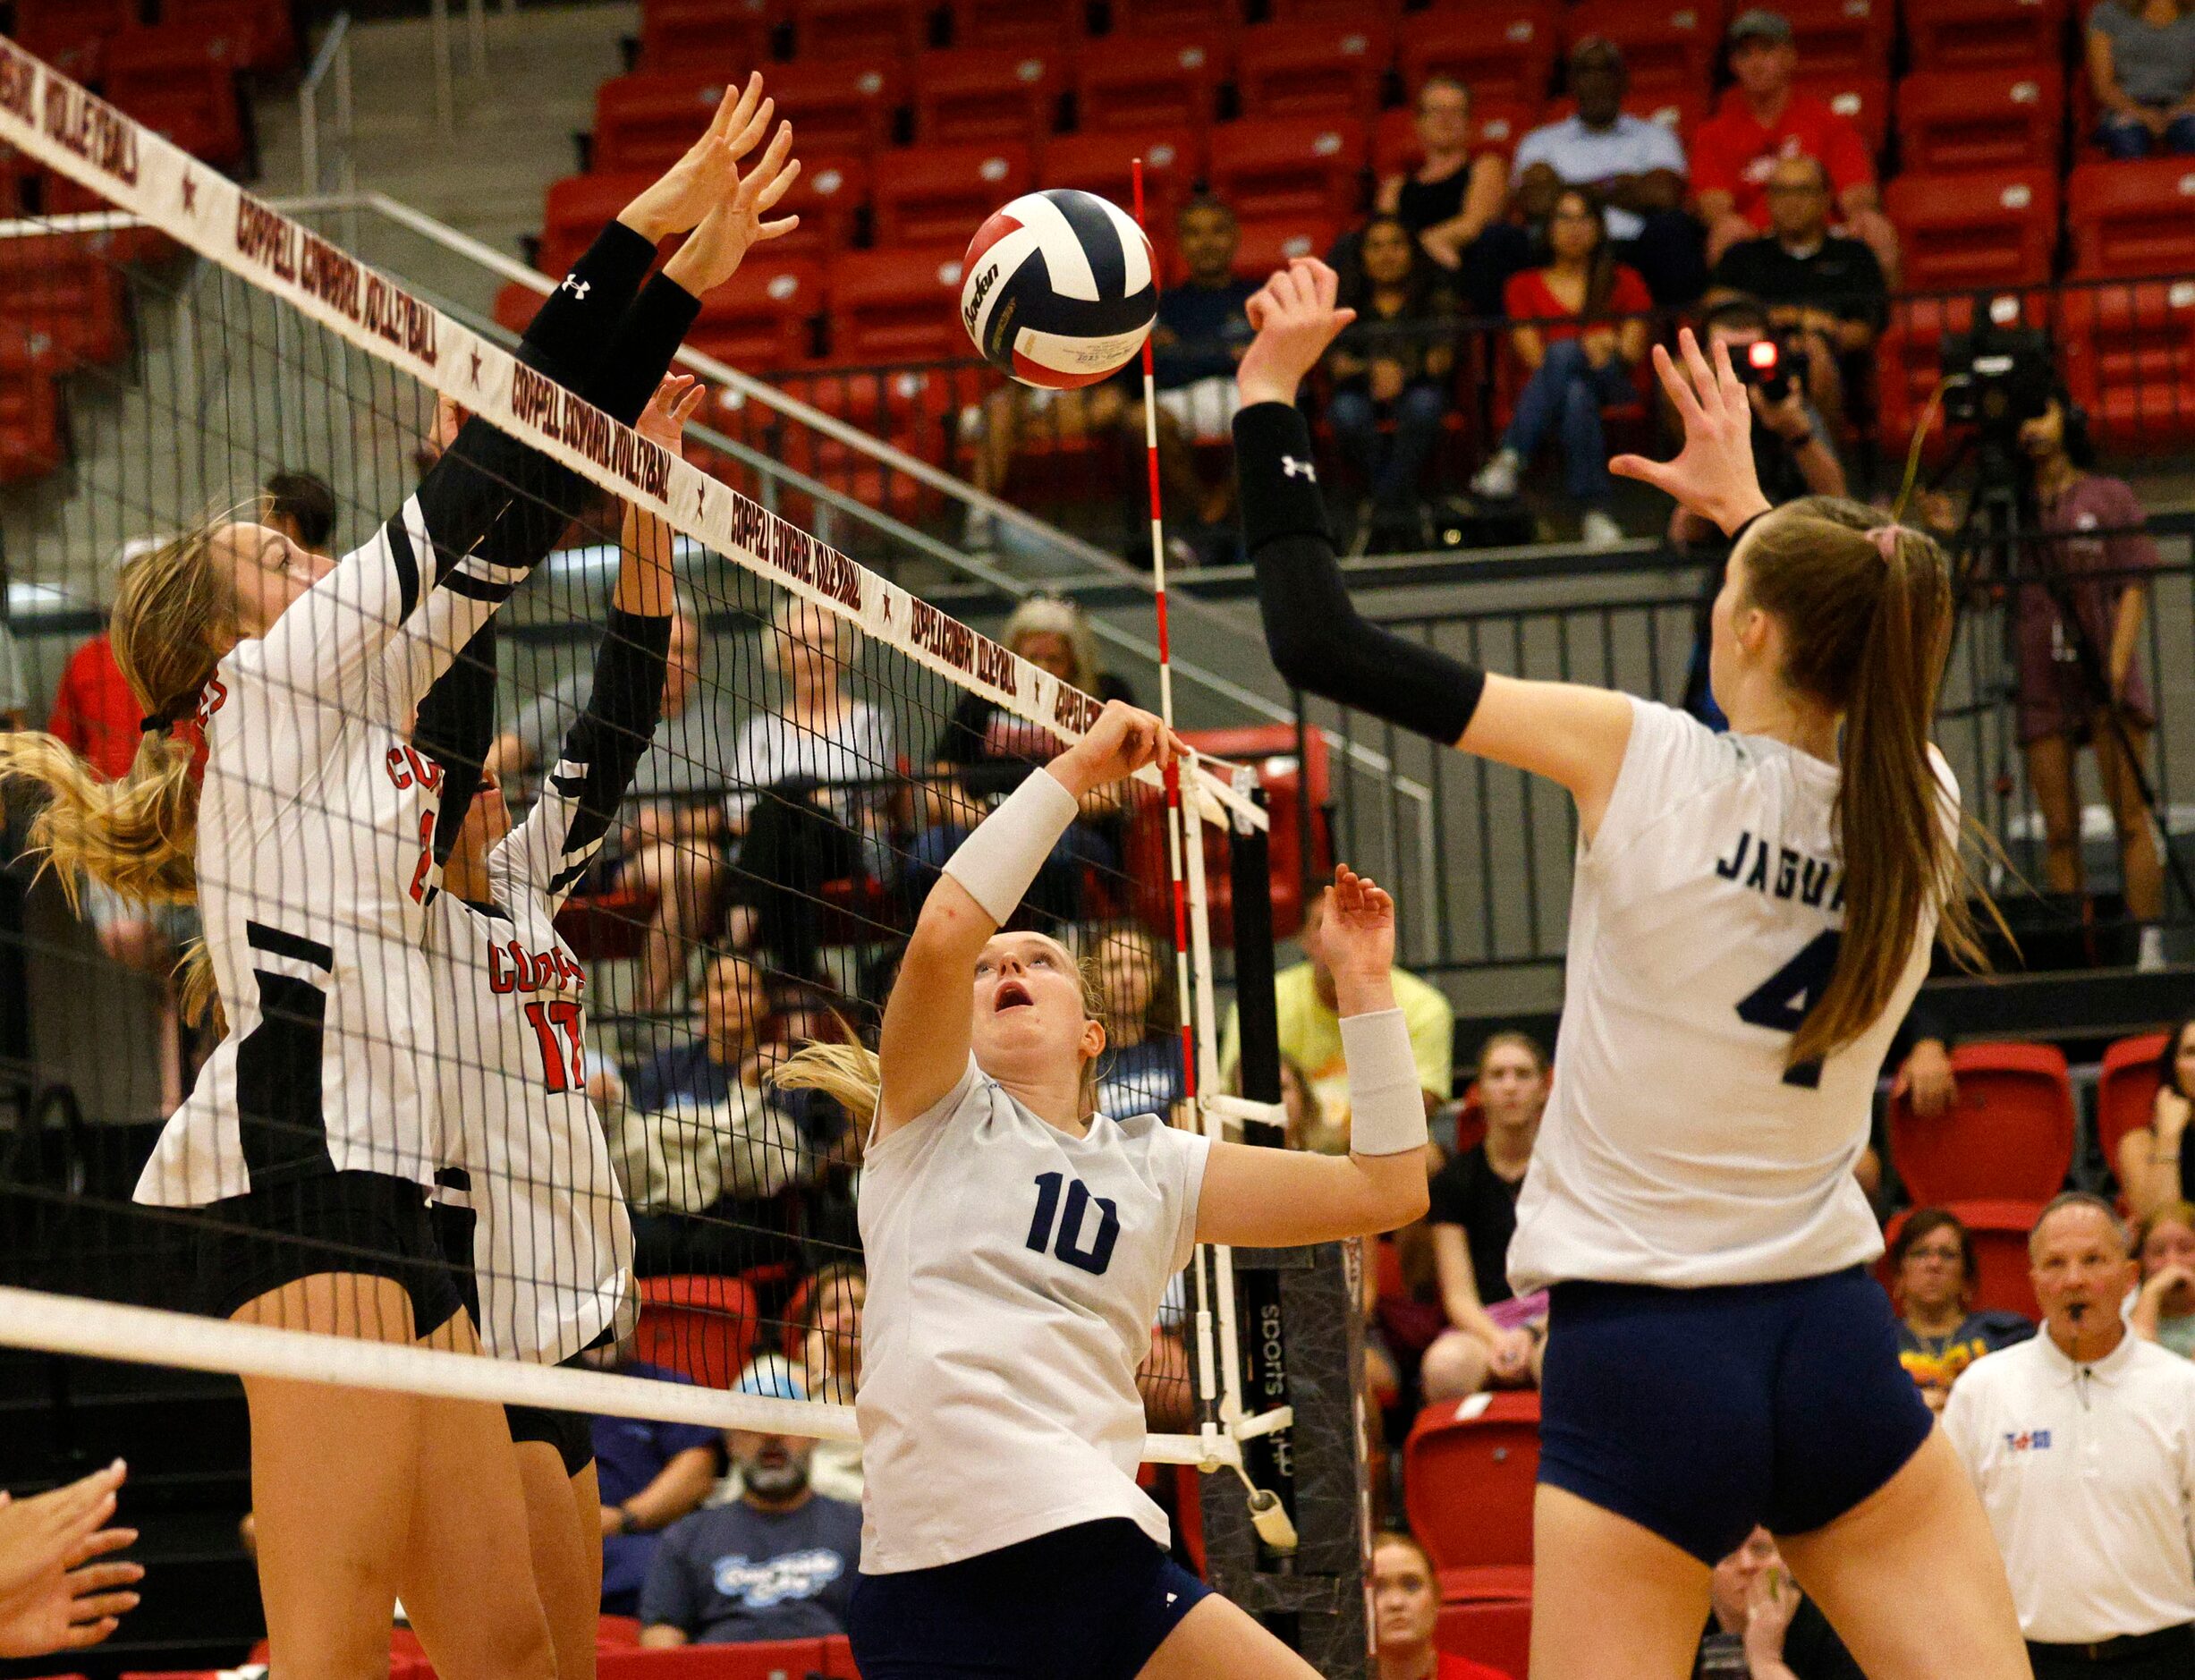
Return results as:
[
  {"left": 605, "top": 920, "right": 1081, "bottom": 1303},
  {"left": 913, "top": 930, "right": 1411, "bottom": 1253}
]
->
[{"left": 706, "top": 72, "right": 766, "bottom": 151}]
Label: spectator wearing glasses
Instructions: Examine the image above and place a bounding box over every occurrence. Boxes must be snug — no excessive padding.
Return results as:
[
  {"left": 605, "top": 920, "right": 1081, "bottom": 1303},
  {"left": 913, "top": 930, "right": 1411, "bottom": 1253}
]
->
[
  {"left": 1376, "top": 76, "right": 1511, "bottom": 312},
  {"left": 2089, "top": 0, "right": 2195, "bottom": 158},
  {"left": 1889, "top": 1209, "right": 2036, "bottom": 1413}
]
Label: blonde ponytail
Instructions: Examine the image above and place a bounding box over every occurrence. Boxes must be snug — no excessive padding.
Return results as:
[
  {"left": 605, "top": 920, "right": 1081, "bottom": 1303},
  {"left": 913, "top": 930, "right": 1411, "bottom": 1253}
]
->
[{"left": 770, "top": 1040, "right": 884, "bottom": 1131}]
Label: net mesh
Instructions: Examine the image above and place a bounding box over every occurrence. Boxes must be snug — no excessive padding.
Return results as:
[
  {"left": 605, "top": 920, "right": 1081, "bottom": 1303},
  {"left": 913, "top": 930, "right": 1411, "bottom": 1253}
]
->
[{"left": 0, "top": 40, "right": 1254, "bottom": 1463}]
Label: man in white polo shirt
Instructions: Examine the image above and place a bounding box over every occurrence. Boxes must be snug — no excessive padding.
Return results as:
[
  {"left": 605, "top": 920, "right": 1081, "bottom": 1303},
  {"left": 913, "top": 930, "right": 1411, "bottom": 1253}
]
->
[{"left": 1944, "top": 1192, "right": 2195, "bottom": 1680}]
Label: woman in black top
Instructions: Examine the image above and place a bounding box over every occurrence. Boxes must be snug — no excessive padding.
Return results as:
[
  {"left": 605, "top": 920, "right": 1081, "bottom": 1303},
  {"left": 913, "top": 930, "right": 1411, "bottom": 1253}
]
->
[
  {"left": 2119, "top": 1013, "right": 2195, "bottom": 1218},
  {"left": 1420, "top": 1031, "right": 1548, "bottom": 1399},
  {"left": 1375, "top": 76, "right": 1509, "bottom": 275}
]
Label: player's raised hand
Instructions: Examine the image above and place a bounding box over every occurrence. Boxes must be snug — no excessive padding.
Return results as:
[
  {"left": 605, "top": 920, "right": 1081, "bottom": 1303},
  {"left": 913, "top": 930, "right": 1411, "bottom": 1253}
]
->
[
  {"left": 0, "top": 1464, "right": 126, "bottom": 1605},
  {"left": 1321, "top": 864, "right": 1395, "bottom": 985},
  {"left": 1048, "top": 700, "right": 1182, "bottom": 796},
  {"left": 661, "top": 117, "right": 801, "bottom": 297},
  {"left": 618, "top": 72, "right": 775, "bottom": 242},
  {"left": 1609, "top": 327, "right": 1772, "bottom": 538},
  {"left": 636, "top": 373, "right": 707, "bottom": 455},
  {"left": 1237, "top": 257, "right": 1356, "bottom": 408},
  {"left": 0, "top": 1522, "right": 141, "bottom": 1659}
]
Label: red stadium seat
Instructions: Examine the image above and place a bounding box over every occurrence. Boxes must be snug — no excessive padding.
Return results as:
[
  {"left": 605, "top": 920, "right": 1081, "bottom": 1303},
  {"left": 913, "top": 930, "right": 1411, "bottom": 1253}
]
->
[
  {"left": 637, "top": 0, "right": 775, "bottom": 73},
  {"left": 0, "top": 235, "right": 126, "bottom": 367},
  {"left": 2060, "top": 280, "right": 2195, "bottom": 448},
  {"left": 1039, "top": 128, "right": 1203, "bottom": 222},
  {"left": 591, "top": 72, "right": 742, "bottom": 173},
  {"left": 1233, "top": 19, "right": 1394, "bottom": 122},
  {"left": 1227, "top": 215, "right": 1339, "bottom": 280},
  {"left": 1071, "top": 32, "right": 1232, "bottom": 133},
  {"left": 1404, "top": 1391, "right": 1541, "bottom": 1570},
  {"left": 1790, "top": 73, "right": 1890, "bottom": 159},
  {"left": 1396, "top": 5, "right": 1559, "bottom": 108},
  {"left": 869, "top": 140, "right": 1032, "bottom": 246},
  {"left": 1904, "top": 0, "right": 2071, "bottom": 71},
  {"left": 555, "top": 884, "right": 661, "bottom": 962},
  {"left": 784, "top": 0, "right": 929, "bottom": 59},
  {"left": 1888, "top": 1041, "right": 2074, "bottom": 1205},
  {"left": 104, "top": 27, "right": 250, "bottom": 167},
  {"left": 1883, "top": 167, "right": 2059, "bottom": 291},
  {"left": 596, "top": 1642, "right": 834, "bottom": 1678},
  {"left": 161, "top": 0, "right": 301, "bottom": 71},
  {"left": 1774, "top": 0, "right": 1896, "bottom": 79},
  {"left": 1207, "top": 115, "right": 1368, "bottom": 223},
  {"left": 685, "top": 256, "right": 824, "bottom": 369},
  {"left": 824, "top": 247, "right": 970, "bottom": 359},
  {"left": 1435, "top": 1595, "right": 1530, "bottom": 1680},
  {"left": 946, "top": 0, "right": 1087, "bottom": 51},
  {"left": 765, "top": 56, "right": 908, "bottom": 155},
  {"left": 633, "top": 1274, "right": 760, "bottom": 1388},
  {"left": 768, "top": 152, "right": 869, "bottom": 257},
  {"left": 10, "top": 0, "right": 133, "bottom": 81},
  {"left": 1576, "top": 0, "right": 1718, "bottom": 97},
  {"left": 2098, "top": 1031, "right": 2170, "bottom": 1183},
  {"left": 911, "top": 47, "right": 1064, "bottom": 145},
  {"left": 1895, "top": 66, "right": 2066, "bottom": 174},
  {"left": 1881, "top": 1201, "right": 2044, "bottom": 1319},
  {"left": 0, "top": 369, "right": 62, "bottom": 485},
  {"left": 2068, "top": 157, "right": 2195, "bottom": 281},
  {"left": 537, "top": 171, "right": 663, "bottom": 277},
  {"left": 1107, "top": 0, "right": 1244, "bottom": 35},
  {"left": 1873, "top": 289, "right": 2051, "bottom": 442}
]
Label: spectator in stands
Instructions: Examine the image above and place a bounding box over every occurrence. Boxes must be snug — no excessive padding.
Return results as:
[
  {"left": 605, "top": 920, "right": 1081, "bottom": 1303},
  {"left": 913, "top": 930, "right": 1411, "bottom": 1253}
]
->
[
  {"left": 909, "top": 595, "right": 1136, "bottom": 927},
  {"left": 492, "top": 593, "right": 727, "bottom": 1014},
  {"left": 1945, "top": 1193, "right": 2195, "bottom": 1680},
  {"left": 1700, "top": 1527, "right": 1865, "bottom": 1679},
  {"left": 725, "top": 1274, "right": 865, "bottom": 1500},
  {"left": 723, "top": 597, "right": 894, "bottom": 988},
  {"left": 2120, "top": 1015, "right": 2195, "bottom": 1218},
  {"left": 2131, "top": 1201, "right": 2195, "bottom": 1358},
  {"left": 2089, "top": 0, "right": 2195, "bottom": 158},
  {"left": 1707, "top": 155, "right": 1886, "bottom": 435},
  {"left": 1219, "top": 886, "right": 1453, "bottom": 1136},
  {"left": 584, "top": 1332, "right": 724, "bottom": 1618},
  {"left": 1890, "top": 1209, "right": 2037, "bottom": 1412},
  {"left": 1420, "top": 1033, "right": 1547, "bottom": 1401},
  {"left": 1692, "top": 10, "right": 1899, "bottom": 281},
  {"left": 1376, "top": 75, "right": 1512, "bottom": 312},
  {"left": 1370, "top": 1530, "right": 1515, "bottom": 1680},
  {"left": 1280, "top": 1054, "right": 1343, "bottom": 1155},
  {"left": 260, "top": 470, "right": 336, "bottom": 559},
  {"left": 1327, "top": 215, "right": 1459, "bottom": 555},
  {"left": 1469, "top": 186, "right": 1652, "bottom": 548},
  {"left": 640, "top": 1366, "right": 860, "bottom": 1646},
  {"left": 1510, "top": 38, "right": 1705, "bottom": 306},
  {"left": 1080, "top": 921, "right": 1186, "bottom": 1122}
]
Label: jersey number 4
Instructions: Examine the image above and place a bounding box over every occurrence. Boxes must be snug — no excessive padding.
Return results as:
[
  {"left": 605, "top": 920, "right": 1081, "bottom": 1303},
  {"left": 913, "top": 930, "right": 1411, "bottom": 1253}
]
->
[
  {"left": 524, "top": 999, "right": 585, "bottom": 1093},
  {"left": 1736, "top": 929, "right": 1842, "bottom": 1090},
  {"left": 1026, "top": 1171, "right": 1121, "bottom": 1277}
]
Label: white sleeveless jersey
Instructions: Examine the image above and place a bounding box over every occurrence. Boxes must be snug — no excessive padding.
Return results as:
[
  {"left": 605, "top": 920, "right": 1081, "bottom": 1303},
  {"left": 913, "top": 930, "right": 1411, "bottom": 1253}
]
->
[
  {"left": 423, "top": 742, "right": 636, "bottom": 1365},
  {"left": 1507, "top": 698, "right": 1952, "bottom": 1294},
  {"left": 855, "top": 1056, "right": 1210, "bottom": 1574},
  {"left": 137, "top": 505, "right": 525, "bottom": 1208}
]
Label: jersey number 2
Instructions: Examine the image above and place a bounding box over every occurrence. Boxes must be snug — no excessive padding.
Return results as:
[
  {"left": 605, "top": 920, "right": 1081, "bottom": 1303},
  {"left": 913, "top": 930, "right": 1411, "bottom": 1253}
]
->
[
  {"left": 1735, "top": 929, "right": 1842, "bottom": 1090},
  {"left": 1026, "top": 1171, "right": 1120, "bottom": 1277},
  {"left": 524, "top": 999, "right": 585, "bottom": 1093}
]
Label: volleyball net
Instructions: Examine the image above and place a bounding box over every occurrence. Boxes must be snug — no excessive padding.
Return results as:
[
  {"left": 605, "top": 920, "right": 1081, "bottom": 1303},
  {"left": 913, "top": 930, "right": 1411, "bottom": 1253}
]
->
[{"left": 0, "top": 39, "right": 1285, "bottom": 1484}]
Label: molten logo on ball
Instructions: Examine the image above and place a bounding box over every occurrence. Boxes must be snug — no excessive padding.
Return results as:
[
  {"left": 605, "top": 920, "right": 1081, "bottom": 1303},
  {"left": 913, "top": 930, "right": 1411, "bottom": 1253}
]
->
[{"left": 960, "top": 187, "right": 1157, "bottom": 391}]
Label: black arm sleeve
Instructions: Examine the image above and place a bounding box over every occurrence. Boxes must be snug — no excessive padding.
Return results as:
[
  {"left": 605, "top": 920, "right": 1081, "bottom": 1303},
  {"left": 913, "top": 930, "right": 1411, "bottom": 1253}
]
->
[
  {"left": 419, "top": 616, "right": 500, "bottom": 864},
  {"left": 553, "top": 607, "right": 674, "bottom": 863},
  {"left": 1235, "top": 401, "right": 1487, "bottom": 745},
  {"left": 517, "top": 219, "right": 658, "bottom": 392}
]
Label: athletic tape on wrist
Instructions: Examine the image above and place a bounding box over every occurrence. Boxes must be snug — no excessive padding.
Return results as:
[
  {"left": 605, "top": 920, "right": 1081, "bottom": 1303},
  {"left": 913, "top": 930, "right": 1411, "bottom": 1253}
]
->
[
  {"left": 1233, "top": 402, "right": 1330, "bottom": 555},
  {"left": 941, "top": 768, "right": 1082, "bottom": 926},
  {"left": 1339, "top": 1008, "right": 1428, "bottom": 1157}
]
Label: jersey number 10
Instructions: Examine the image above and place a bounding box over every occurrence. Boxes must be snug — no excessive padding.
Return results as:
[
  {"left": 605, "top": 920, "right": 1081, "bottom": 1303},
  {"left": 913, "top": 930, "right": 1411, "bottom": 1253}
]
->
[
  {"left": 1735, "top": 929, "right": 1843, "bottom": 1090},
  {"left": 1026, "top": 1171, "right": 1121, "bottom": 1277}
]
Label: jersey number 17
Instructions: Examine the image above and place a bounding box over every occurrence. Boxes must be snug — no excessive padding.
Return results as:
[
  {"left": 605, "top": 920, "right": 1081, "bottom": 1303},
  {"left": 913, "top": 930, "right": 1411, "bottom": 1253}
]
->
[{"left": 1736, "top": 929, "right": 1842, "bottom": 1090}]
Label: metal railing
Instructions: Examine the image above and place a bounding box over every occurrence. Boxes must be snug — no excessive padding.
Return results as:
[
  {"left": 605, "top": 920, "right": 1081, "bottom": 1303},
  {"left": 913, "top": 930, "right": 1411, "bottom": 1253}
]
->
[{"left": 295, "top": 13, "right": 355, "bottom": 200}]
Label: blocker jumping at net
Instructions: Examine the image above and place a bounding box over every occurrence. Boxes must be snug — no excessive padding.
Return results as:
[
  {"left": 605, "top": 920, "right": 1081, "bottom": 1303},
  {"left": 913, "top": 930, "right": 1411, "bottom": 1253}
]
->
[
  {"left": 1234, "top": 258, "right": 2030, "bottom": 1679},
  {"left": 0, "top": 75, "right": 792, "bottom": 1680},
  {"left": 774, "top": 702, "right": 1431, "bottom": 1680}
]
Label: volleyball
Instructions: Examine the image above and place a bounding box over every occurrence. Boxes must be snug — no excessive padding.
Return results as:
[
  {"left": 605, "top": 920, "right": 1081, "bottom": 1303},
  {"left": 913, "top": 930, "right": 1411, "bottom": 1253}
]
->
[{"left": 960, "top": 188, "right": 1158, "bottom": 390}]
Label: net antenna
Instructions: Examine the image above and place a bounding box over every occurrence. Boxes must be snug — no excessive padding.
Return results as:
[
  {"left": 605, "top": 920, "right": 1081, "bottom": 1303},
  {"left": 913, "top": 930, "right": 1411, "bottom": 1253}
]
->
[
  {"left": 0, "top": 40, "right": 1266, "bottom": 1471},
  {"left": 1131, "top": 159, "right": 1296, "bottom": 1550}
]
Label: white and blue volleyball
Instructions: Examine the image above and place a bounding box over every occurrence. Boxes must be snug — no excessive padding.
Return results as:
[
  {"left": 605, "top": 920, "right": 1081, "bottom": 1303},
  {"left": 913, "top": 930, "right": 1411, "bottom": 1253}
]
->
[{"left": 961, "top": 188, "right": 1158, "bottom": 389}]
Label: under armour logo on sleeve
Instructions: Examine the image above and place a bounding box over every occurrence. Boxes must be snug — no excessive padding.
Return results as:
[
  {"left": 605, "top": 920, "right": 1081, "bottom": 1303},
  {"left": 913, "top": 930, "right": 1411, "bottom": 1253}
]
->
[
  {"left": 1282, "top": 456, "right": 1316, "bottom": 480},
  {"left": 561, "top": 276, "right": 590, "bottom": 299}
]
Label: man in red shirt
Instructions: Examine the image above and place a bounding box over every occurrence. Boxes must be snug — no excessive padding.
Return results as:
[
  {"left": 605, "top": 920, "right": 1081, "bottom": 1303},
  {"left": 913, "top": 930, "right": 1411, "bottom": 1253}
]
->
[
  {"left": 1691, "top": 10, "right": 1899, "bottom": 283},
  {"left": 1373, "top": 1531, "right": 1517, "bottom": 1680}
]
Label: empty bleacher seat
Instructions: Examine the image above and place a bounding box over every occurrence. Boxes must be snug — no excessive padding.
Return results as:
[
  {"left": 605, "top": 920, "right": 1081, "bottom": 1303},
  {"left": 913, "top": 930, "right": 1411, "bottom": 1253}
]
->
[
  {"left": 1436, "top": 1592, "right": 1532, "bottom": 1680},
  {"left": 2068, "top": 157, "right": 2195, "bottom": 280},
  {"left": 1072, "top": 32, "right": 1232, "bottom": 132},
  {"left": 825, "top": 247, "right": 970, "bottom": 358},
  {"left": 1396, "top": 5, "right": 1559, "bottom": 108},
  {"left": 870, "top": 140, "right": 1032, "bottom": 246},
  {"left": 633, "top": 1274, "right": 760, "bottom": 1387},
  {"left": 637, "top": 0, "right": 776, "bottom": 73},
  {"left": 2097, "top": 1031, "right": 2171, "bottom": 1180},
  {"left": 1404, "top": 1391, "right": 1541, "bottom": 1571},
  {"left": 764, "top": 56, "right": 909, "bottom": 155},
  {"left": 0, "top": 235, "right": 127, "bottom": 367},
  {"left": 911, "top": 46, "right": 1064, "bottom": 145},
  {"left": 1578, "top": 0, "right": 1718, "bottom": 97},
  {"left": 1775, "top": 0, "right": 1895, "bottom": 78},
  {"left": 946, "top": 0, "right": 1086, "bottom": 52},
  {"left": 1039, "top": 127, "right": 1204, "bottom": 221},
  {"left": 104, "top": 25, "right": 250, "bottom": 168},
  {"left": 592, "top": 72, "right": 741, "bottom": 173},
  {"left": 2060, "top": 279, "right": 2195, "bottom": 447},
  {"left": 1888, "top": 1041, "right": 2075, "bottom": 1205},
  {"left": 1880, "top": 1201, "right": 2044, "bottom": 1319},
  {"left": 1227, "top": 215, "right": 1339, "bottom": 280},
  {"left": 1883, "top": 166, "right": 2059, "bottom": 290},
  {"left": 1207, "top": 115, "right": 1368, "bottom": 223},
  {"left": 10, "top": 0, "right": 135, "bottom": 81},
  {"left": 768, "top": 152, "right": 869, "bottom": 257},
  {"left": 536, "top": 171, "right": 660, "bottom": 277},
  {"left": 1904, "top": 0, "right": 2072, "bottom": 71},
  {"left": 686, "top": 256, "right": 824, "bottom": 369},
  {"left": 1896, "top": 66, "right": 2066, "bottom": 174},
  {"left": 1106, "top": 0, "right": 1244, "bottom": 35},
  {"left": 1233, "top": 19, "right": 1394, "bottom": 121},
  {"left": 163, "top": 0, "right": 301, "bottom": 72},
  {"left": 784, "top": 0, "right": 930, "bottom": 59},
  {"left": 0, "top": 369, "right": 62, "bottom": 485},
  {"left": 1790, "top": 73, "right": 1890, "bottom": 159}
]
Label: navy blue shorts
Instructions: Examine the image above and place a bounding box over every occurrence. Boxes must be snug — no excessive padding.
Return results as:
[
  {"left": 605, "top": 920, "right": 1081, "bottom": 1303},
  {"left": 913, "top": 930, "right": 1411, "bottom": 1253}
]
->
[
  {"left": 1538, "top": 1266, "right": 1933, "bottom": 1566},
  {"left": 849, "top": 1518, "right": 1214, "bottom": 1680}
]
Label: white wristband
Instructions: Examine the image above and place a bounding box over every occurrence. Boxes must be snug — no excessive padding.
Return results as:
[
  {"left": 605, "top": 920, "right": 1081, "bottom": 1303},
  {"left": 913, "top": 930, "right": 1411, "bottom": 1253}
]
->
[
  {"left": 1340, "top": 1007, "right": 1429, "bottom": 1157},
  {"left": 940, "top": 768, "right": 1081, "bottom": 925}
]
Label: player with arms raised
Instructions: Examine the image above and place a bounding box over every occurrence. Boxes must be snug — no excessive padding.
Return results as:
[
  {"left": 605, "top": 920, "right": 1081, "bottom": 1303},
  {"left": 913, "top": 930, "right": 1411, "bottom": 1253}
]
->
[{"left": 1231, "top": 258, "right": 2029, "bottom": 1679}]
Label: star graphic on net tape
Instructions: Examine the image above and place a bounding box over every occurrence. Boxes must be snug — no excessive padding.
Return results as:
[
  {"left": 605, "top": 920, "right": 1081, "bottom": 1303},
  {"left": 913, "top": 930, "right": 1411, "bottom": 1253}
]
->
[
  {"left": 180, "top": 172, "right": 196, "bottom": 212},
  {"left": 468, "top": 348, "right": 483, "bottom": 386},
  {"left": 696, "top": 482, "right": 708, "bottom": 518}
]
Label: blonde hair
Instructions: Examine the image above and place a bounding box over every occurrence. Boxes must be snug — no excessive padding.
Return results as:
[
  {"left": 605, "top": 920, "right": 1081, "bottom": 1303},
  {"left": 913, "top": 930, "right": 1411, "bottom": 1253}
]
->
[{"left": 1003, "top": 595, "right": 1103, "bottom": 694}]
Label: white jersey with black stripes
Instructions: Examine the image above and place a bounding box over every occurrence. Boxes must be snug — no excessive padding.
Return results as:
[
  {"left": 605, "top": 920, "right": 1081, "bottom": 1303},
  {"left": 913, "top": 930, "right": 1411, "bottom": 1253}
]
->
[{"left": 134, "top": 505, "right": 529, "bottom": 1209}]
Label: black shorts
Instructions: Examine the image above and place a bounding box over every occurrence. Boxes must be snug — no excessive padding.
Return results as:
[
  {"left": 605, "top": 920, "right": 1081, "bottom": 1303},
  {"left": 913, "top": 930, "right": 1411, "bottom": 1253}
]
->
[
  {"left": 1538, "top": 1266, "right": 1934, "bottom": 1565},
  {"left": 191, "top": 1169, "right": 462, "bottom": 1337},
  {"left": 507, "top": 1400, "right": 597, "bottom": 1479},
  {"left": 849, "top": 1518, "right": 1213, "bottom": 1680}
]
